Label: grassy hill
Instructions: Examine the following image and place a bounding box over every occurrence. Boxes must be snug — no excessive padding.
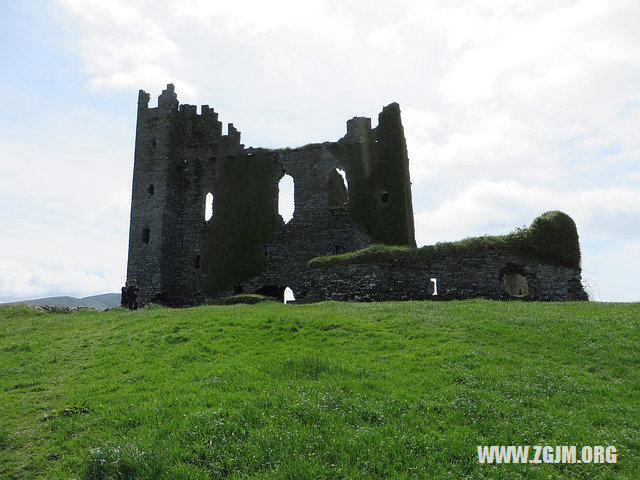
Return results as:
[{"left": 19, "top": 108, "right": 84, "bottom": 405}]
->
[
  {"left": 0, "top": 301, "right": 638, "bottom": 479},
  {"left": 4, "top": 293, "right": 120, "bottom": 310}
]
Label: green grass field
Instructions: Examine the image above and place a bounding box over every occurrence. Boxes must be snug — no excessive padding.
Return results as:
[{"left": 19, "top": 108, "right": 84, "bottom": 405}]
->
[{"left": 0, "top": 301, "right": 638, "bottom": 479}]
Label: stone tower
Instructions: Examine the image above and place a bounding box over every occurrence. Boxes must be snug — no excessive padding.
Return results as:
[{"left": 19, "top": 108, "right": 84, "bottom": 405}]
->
[{"left": 127, "top": 84, "right": 416, "bottom": 306}]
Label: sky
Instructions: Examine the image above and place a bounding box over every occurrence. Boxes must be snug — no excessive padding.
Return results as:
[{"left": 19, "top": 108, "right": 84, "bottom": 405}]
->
[{"left": 0, "top": 0, "right": 638, "bottom": 302}]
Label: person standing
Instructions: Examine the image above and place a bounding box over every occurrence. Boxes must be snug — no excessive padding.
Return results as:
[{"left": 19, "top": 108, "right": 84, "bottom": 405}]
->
[
  {"left": 127, "top": 279, "right": 140, "bottom": 310},
  {"left": 121, "top": 282, "right": 129, "bottom": 307}
]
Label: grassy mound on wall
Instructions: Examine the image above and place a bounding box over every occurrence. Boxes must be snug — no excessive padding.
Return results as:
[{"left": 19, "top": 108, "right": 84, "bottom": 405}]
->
[
  {"left": 309, "top": 211, "right": 581, "bottom": 269},
  {"left": 203, "top": 150, "right": 282, "bottom": 293},
  {"left": 525, "top": 210, "right": 581, "bottom": 268}
]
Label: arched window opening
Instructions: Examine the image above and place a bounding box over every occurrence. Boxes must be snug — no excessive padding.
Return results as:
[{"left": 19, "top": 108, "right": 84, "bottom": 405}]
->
[
  {"left": 284, "top": 287, "right": 295, "bottom": 304},
  {"left": 381, "top": 191, "right": 389, "bottom": 204},
  {"left": 328, "top": 168, "right": 348, "bottom": 208},
  {"left": 148, "top": 183, "right": 154, "bottom": 195},
  {"left": 500, "top": 264, "right": 531, "bottom": 299},
  {"left": 278, "top": 174, "right": 295, "bottom": 223},
  {"left": 142, "top": 228, "right": 150, "bottom": 244},
  {"left": 195, "top": 255, "right": 201, "bottom": 269},
  {"left": 501, "top": 273, "right": 529, "bottom": 298},
  {"left": 205, "top": 192, "right": 214, "bottom": 221}
]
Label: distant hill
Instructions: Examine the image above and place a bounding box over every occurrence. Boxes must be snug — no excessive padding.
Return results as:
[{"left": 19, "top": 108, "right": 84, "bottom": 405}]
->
[{"left": 3, "top": 292, "right": 120, "bottom": 310}]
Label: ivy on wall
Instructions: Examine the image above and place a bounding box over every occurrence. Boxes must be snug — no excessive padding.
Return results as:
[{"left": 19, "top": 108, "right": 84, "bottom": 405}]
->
[
  {"left": 330, "top": 103, "right": 416, "bottom": 247},
  {"left": 203, "top": 150, "right": 282, "bottom": 293}
]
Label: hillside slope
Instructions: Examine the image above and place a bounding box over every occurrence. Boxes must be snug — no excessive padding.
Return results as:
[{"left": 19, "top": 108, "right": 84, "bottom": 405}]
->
[
  {"left": 0, "top": 301, "right": 638, "bottom": 479},
  {"left": 4, "top": 293, "right": 120, "bottom": 310}
]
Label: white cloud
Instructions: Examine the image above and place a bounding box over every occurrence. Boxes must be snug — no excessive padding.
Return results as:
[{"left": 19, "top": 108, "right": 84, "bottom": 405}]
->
[
  {"left": 4, "top": 0, "right": 637, "bottom": 302},
  {"left": 0, "top": 101, "right": 132, "bottom": 302},
  {"left": 413, "top": 180, "right": 640, "bottom": 301},
  {"left": 0, "top": 259, "right": 121, "bottom": 302},
  {"left": 582, "top": 241, "right": 640, "bottom": 302},
  {"left": 416, "top": 179, "right": 640, "bottom": 239},
  {"left": 172, "top": 0, "right": 325, "bottom": 33}
]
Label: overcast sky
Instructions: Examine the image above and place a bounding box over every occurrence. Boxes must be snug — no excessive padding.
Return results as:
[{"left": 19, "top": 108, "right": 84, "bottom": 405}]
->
[{"left": 1, "top": 0, "right": 638, "bottom": 302}]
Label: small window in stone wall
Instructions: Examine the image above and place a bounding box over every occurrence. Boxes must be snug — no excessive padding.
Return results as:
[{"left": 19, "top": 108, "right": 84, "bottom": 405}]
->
[
  {"left": 195, "top": 255, "right": 201, "bottom": 268},
  {"left": 430, "top": 278, "right": 438, "bottom": 296},
  {"left": 278, "top": 174, "right": 295, "bottom": 223},
  {"left": 205, "top": 192, "right": 214, "bottom": 221},
  {"left": 142, "top": 228, "right": 150, "bottom": 244},
  {"left": 148, "top": 183, "right": 154, "bottom": 195},
  {"left": 381, "top": 191, "right": 389, "bottom": 204},
  {"left": 151, "top": 138, "right": 156, "bottom": 149},
  {"left": 284, "top": 287, "right": 295, "bottom": 304},
  {"left": 501, "top": 273, "right": 530, "bottom": 297},
  {"left": 264, "top": 244, "right": 277, "bottom": 260}
]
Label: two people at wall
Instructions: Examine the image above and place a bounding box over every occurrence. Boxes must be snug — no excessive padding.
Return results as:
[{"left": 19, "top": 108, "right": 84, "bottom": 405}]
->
[{"left": 121, "top": 279, "right": 140, "bottom": 310}]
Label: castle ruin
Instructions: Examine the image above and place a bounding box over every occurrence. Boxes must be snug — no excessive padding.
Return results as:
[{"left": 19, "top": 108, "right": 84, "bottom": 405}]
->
[{"left": 126, "top": 84, "right": 588, "bottom": 306}]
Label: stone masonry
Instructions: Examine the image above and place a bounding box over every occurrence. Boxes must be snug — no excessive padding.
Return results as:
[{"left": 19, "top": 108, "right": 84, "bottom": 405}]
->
[
  {"left": 126, "top": 84, "right": 587, "bottom": 306},
  {"left": 127, "top": 85, "right": 414, "bottom": 306},
  {"left": 306, "top": 250, "right": 588, "bottom": 302}
]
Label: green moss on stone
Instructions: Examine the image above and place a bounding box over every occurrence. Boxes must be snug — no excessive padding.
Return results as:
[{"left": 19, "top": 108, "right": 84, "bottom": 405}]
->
[
  {"left": 525, "top": 210, "right": 581, "bottom": 268},
  {"left": 309, "top": 211, "right": 581, "bottom": 269},
  {"left": 330, "top": 103, "right": 416, "bottom": 247},
  {"left": 203, "top": 150, "right": 281, "bottom": 293}
]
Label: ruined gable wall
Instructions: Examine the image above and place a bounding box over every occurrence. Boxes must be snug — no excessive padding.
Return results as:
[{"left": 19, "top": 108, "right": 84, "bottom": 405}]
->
[
  {"left": 233, "top": 144, "right": 374, "bottom": 300},
  {"left": 330, "top": 103, "right": 416, "bottom": 247},
  {"left": 202, "top": 149, "right": 283, "bottom": 295}
]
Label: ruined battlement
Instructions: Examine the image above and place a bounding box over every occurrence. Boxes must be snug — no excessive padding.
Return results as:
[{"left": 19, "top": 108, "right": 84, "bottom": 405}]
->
[
  {"left": 127, "top": 84, "right": 415, "bottom": 306},
  {"left": 126, "top": 84, "right": 586, "bottom": 306}
]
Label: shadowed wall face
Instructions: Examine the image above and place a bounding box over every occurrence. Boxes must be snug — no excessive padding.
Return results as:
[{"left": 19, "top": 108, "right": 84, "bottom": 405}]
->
[
  {"left": 203, "top": 150, "right": 282, "bottom": 294},
  {"left": 330, "top": 103, "right": 416, "bottom": 247},
  {"left": 126, "top": 86, "right": 416, "bottom": 306}
]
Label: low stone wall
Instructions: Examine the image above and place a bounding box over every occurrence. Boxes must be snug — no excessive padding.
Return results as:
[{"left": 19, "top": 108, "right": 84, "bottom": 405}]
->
[{"left": 307, "top": 249, "right": 588, "bottom": 302}]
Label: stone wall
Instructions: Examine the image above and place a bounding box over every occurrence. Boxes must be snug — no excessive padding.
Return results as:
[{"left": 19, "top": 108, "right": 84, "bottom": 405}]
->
[
  {"left": 127, "top": 85, "right": 244, "bottom": 306},
  {"left": 127, "top": 85, "right": 416, "bottom": 306},
  {"left": 306, "top": 249, "right": 588, "bottom": 302},
  {"left": 127, "top": 85, "right": 587, "bottom": 306}
]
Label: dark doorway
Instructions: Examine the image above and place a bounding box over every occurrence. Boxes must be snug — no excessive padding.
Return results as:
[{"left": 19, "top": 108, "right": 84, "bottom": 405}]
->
[{"left": 256, "top": 285, "right": 285, "bottom": 302}]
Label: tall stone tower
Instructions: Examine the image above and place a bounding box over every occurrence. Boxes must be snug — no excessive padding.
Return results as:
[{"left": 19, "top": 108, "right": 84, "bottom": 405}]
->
[
  {"left": 126, "top": 86, "right": 178, "bottom": 305},
  {"left": 127, "top": 84, "right": 416, "bottom": 306}
]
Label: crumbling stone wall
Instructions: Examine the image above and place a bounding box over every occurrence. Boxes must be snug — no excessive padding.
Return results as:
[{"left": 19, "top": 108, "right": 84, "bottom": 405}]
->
[
  {"left": 126, "top": 85, "right": 587, "bottom": 306},
  {"left": 306, "top": 250, "right": 588, "bottom": 302},
  {"left": 127, "top": 85, "right": 415, "bottom": 306}
]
